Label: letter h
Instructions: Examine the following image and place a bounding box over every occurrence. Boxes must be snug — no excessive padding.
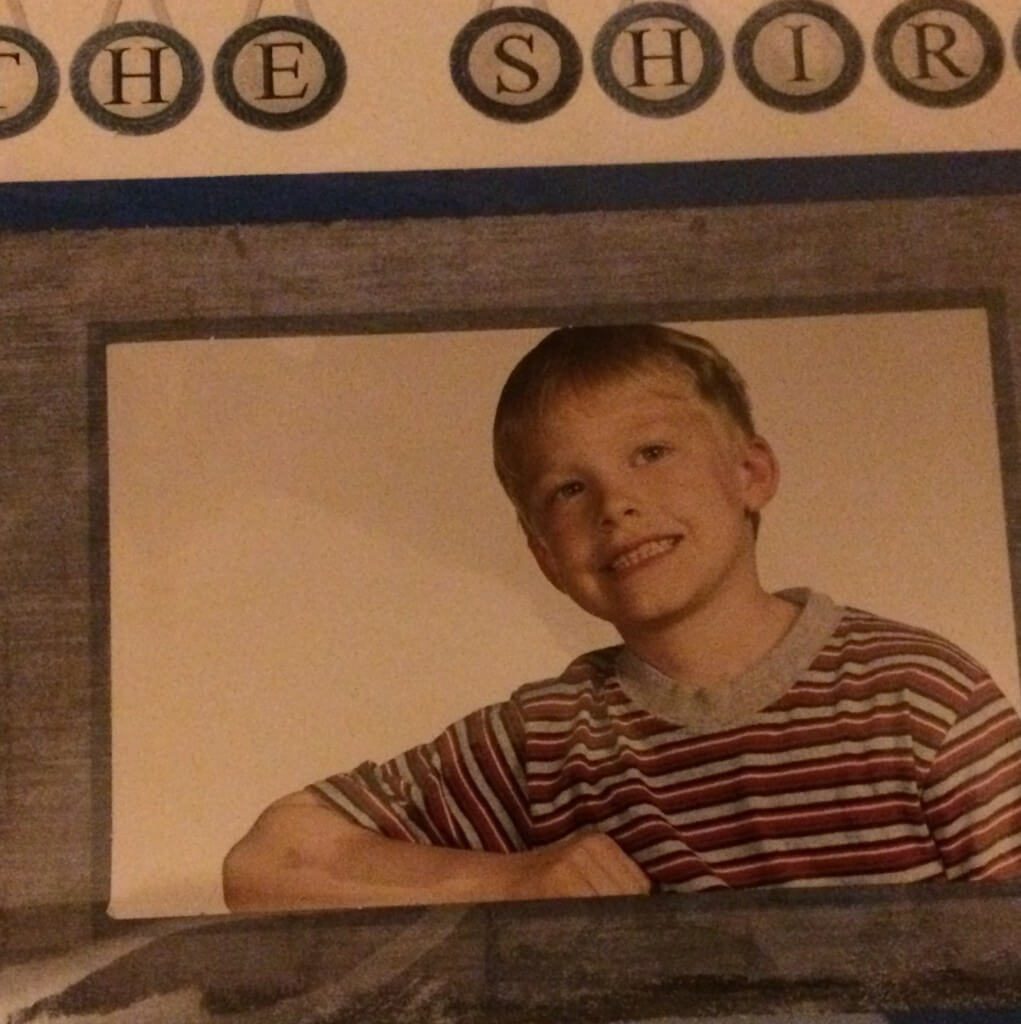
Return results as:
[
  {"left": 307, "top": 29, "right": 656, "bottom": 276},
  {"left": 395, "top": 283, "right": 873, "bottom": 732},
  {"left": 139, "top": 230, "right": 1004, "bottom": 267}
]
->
[{"left": 104, "top": 45, "right": 169, "bottom": 105}]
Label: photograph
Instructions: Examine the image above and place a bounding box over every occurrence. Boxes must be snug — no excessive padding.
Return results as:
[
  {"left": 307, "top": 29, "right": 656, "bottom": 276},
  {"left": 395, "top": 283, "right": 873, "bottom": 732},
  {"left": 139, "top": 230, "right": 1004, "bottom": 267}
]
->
[{"left": 104, "top": 308, "right": 1019, "bottom": 918}]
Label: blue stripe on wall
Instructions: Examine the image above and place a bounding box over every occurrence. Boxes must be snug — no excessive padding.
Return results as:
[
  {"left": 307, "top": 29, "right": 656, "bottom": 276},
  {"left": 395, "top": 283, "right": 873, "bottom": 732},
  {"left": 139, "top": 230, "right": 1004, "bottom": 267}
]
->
[{"left": 1, "top": 149, "right": 1020, "bottom": 232}]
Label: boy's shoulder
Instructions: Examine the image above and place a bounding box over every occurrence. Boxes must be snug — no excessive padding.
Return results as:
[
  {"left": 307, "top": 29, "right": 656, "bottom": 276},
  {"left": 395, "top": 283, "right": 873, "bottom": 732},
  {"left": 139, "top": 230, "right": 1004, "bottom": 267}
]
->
[
  {"left": 510, "top": 646, "right": 624, "bottom": 706},
  {"left": 807, "top": 598, "right": 1000, "bottom": 717},
  {"left": 830, "top": 602, "right": 991, "bottom": 678}
]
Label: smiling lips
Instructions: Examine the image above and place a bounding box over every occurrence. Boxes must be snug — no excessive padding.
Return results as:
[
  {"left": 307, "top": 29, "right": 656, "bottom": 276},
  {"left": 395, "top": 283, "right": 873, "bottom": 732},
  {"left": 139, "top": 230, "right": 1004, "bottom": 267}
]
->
[{"left": 606, "top": 536, "right": 681, "bottom": 573}]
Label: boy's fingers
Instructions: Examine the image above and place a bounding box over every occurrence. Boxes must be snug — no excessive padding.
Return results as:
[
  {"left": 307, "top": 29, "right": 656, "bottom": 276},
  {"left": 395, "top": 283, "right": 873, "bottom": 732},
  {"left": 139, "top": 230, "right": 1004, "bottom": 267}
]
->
[
  {"left": 582, "top": 836, "right": 651, "bottom": 895},
  {"left": 546, "top": 832, "right": 651, "bottom": 897}
]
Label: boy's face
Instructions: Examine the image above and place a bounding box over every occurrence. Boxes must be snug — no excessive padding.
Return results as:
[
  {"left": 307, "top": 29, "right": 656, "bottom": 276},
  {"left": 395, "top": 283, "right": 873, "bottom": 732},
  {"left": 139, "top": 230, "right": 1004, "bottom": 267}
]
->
[{"left": 519, "top": 370, "right": 778, "bottom": 645}]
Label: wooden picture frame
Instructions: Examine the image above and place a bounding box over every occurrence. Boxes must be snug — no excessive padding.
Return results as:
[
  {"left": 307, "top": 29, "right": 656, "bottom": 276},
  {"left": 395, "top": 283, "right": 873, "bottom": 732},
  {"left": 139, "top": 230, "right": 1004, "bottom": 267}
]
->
[{"left": 4, "top": 177, "right": 1021, "bottom": 1021}]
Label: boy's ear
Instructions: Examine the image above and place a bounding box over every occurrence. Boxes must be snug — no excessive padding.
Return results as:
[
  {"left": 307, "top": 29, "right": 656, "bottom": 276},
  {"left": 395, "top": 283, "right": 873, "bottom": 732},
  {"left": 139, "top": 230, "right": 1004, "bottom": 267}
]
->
[
  {"left": 521, "top": 518, "right": 566, "bottom": 593},
  {"left": 738, "top": 434, "right": 780, "bottom": 514}
]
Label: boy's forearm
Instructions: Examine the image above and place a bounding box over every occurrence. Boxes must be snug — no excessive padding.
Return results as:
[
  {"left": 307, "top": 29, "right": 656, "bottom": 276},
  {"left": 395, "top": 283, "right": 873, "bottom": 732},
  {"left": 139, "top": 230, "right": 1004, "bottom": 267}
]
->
[
  {"left": 223, "top": 794, "right": 650, "bottom": 911},
  {"left": 225, "top": 803, "right": 524, "bottom": 910}
]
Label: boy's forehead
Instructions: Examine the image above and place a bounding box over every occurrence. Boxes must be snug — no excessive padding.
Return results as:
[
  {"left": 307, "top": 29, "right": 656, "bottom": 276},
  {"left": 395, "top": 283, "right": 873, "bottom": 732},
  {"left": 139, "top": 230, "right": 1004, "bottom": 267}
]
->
[
  {"left": 537, "top": 367, "right": 707, "bottom": 425},
  {"left": 520, "top": 371, "right": 725, "bottom": 475}
]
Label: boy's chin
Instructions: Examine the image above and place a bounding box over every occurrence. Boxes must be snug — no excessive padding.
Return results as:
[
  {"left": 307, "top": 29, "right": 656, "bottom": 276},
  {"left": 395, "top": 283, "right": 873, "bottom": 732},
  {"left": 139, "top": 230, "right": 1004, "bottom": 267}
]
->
[
  {"left": 604, "top": 588, "right": 720, "bottom": 639},
  {"left": 601, "top": 603, "right": 690, "bottom": 640}
]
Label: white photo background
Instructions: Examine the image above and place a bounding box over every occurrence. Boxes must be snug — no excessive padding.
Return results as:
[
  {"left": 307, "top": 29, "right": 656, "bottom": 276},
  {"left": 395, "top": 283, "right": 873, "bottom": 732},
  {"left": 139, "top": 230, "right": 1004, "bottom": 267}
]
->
[{"left": 106, "top": 309, "right": 1019, "bottom": 917}]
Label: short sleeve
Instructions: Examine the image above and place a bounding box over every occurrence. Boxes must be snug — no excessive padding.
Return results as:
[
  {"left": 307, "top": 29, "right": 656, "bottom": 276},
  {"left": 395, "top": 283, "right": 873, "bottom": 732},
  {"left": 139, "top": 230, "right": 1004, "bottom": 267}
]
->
[
  {"left": 922, "top": 677, "right": 1021, "bottom": 880},
  {"left": 309, "top": 698, "right": 533, "bottom": 853}
]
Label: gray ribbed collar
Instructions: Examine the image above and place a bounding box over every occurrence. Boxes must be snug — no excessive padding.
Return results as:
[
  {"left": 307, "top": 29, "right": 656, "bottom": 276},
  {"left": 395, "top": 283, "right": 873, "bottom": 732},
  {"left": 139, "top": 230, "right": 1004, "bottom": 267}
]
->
[{"left": 613, "top": 589, "right": 843, "bottom": 733}]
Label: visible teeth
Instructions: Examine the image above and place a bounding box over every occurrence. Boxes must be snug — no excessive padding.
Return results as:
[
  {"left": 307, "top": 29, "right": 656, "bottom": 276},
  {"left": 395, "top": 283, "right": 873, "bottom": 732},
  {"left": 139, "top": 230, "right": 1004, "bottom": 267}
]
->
[{"left": 611, "top": 538, "right": 677, "bottom": 571}]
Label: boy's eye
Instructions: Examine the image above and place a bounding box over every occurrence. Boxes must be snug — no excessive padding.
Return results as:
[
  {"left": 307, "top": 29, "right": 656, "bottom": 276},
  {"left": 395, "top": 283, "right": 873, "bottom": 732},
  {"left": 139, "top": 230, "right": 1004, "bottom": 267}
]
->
[
  {"left": 551, "top": 480, "right": 585, "bottom": 503},
  {"left": 637, "top": 444, "right": 669, "bottom": 463}
]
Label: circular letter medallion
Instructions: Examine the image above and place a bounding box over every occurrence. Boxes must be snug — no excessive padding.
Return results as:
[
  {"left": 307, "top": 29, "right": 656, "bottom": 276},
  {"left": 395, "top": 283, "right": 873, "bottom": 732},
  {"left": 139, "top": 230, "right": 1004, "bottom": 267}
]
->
[
  {"left": 874, "top": 0, "right": 1003, "bottom": 108},
  {"left": 592, "top": 1, "right": 724, "bottom": 117},
  {"left": 71, "top": 20, "right": 203, "bottom": 134},
  {"left": 734, "top": 1, "right": 864, "bottom": 113},
  {"left": 0, "top": 26, "right": 59, "bottom": 139},
  {"left": 450, "top": 6, "right": 582, "bottom": 123},
  {"left": 214, "top": 16, "right": 346, "bottom": 130}
]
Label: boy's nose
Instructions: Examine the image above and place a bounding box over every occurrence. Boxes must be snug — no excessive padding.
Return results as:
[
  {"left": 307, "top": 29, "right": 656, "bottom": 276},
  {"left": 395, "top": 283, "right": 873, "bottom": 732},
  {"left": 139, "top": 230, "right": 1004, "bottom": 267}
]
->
[{"left": 596, "top": 485, "right": 639, "bottom": 528}]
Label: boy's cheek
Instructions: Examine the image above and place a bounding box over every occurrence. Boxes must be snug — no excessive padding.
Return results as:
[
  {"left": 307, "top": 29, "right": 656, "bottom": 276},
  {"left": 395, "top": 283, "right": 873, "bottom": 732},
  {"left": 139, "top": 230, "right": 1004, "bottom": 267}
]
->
[{"left": 526, "top": 531, "right": 569, "bottom": 593}]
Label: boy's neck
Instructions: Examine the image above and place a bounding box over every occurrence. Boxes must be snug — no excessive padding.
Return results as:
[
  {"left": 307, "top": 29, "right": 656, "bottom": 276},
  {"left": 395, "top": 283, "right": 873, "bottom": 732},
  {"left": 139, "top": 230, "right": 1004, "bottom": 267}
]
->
[{"left": 619, "top": 581, "right": 799, "bottom": 689}]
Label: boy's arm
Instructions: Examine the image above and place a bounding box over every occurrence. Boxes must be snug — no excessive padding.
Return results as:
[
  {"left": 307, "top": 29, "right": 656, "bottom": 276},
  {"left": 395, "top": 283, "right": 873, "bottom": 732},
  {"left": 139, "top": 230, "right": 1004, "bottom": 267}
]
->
[
  {"left": 924, "top": 680, "right": 1021, "bottom": 880},
  {"left": 222, "top": 790, "right": 651, "bottom": 911}
]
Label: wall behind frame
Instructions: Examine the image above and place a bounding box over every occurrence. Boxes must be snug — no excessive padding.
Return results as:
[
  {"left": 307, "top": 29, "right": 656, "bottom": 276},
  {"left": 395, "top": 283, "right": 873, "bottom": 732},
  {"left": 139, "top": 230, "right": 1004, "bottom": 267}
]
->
[{"left": 2, "top": 196, "right": 1021, "bottom": 961}]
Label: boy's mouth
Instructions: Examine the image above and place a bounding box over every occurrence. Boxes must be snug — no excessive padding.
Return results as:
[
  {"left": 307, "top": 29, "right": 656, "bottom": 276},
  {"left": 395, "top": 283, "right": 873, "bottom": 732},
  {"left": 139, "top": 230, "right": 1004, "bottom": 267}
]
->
[{"left": 605, "top": 536, "right": 681, "bottom": 573}]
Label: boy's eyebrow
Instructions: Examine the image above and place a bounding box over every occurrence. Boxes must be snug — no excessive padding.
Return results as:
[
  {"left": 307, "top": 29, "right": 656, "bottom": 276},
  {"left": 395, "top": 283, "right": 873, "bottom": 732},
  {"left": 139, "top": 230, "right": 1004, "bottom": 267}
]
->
[
  {"left": 526, "top": 462, "right": 578, "bottom": 492},
  {"left": 528, "top": 410, "right": 694, "bottom": 478}
]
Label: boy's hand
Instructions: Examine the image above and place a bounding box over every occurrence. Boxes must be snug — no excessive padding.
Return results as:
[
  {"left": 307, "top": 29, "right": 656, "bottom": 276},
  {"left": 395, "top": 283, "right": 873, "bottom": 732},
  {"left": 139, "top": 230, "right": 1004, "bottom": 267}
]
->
[{"left": 509, "top": 831, "right": 651, "bottom": 900}]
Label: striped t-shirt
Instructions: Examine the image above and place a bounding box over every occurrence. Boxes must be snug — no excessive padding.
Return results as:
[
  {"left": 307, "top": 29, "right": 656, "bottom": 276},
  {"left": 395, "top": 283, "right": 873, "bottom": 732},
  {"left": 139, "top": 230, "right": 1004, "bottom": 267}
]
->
[{"left": 312, "top": 590, "right": 1021, "bottom": 889}]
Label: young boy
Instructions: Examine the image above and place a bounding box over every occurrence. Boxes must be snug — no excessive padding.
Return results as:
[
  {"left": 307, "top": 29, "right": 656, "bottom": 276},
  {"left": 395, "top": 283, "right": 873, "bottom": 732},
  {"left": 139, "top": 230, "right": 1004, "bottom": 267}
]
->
[{"left": 223, "top": 324, "right": 1021, "bottom": 911}]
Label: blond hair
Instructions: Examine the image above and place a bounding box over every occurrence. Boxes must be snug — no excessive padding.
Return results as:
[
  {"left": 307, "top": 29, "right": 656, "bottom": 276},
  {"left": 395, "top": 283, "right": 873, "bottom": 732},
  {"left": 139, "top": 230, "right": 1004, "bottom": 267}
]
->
[{"left": 492, "top": 323, "right": 759, "bottom": 526}]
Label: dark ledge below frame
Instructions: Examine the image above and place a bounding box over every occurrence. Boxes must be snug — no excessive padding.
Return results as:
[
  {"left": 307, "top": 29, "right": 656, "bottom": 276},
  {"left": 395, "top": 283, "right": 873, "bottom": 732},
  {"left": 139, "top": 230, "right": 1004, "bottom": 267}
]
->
[{"left": 5, "top": 882, "right": 1021, "bottom": 1023}]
